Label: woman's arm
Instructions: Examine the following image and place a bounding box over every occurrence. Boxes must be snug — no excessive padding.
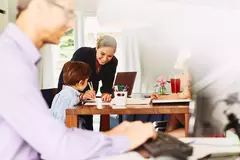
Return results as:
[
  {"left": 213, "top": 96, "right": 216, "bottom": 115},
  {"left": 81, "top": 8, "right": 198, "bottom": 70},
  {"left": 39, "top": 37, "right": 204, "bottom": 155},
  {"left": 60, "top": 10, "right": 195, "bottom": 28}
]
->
[{"left": 101, "top": 57, "right": 118, "bottom": 94}]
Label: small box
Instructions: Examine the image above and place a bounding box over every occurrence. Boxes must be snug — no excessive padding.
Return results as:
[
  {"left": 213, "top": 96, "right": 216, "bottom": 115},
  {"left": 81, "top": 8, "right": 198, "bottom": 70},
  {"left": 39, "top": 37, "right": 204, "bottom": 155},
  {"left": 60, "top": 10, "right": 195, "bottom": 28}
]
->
[{"left": 113, "top": 91, "right": 128, "bottom": 106}]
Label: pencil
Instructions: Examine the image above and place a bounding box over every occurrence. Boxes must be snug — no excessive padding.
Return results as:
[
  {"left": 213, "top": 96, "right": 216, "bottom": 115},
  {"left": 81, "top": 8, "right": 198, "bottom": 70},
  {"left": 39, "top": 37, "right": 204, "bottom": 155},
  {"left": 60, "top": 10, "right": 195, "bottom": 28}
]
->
[
  {"left": 90, "top": 82, "right": 94, "bottom": 90},
  {"left": 88, "top": 82, "right": 93, "bottom": 90}
]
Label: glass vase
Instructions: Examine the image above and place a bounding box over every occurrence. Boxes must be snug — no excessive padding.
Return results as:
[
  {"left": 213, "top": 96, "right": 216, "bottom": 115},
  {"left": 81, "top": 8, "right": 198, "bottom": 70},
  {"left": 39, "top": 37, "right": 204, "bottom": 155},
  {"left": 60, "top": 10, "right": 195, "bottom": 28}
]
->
[{"left": 159, "top": 86, "right": 167, "bottom": 95}]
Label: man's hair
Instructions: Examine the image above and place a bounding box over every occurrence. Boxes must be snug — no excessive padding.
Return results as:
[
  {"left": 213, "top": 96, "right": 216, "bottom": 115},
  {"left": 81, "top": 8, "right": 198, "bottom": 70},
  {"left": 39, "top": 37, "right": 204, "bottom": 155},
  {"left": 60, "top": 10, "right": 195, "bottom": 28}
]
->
[
  {"left": 63, "top": 61, "right": 92, "bottom": 86},
  {"left": 16, "top": 0, "right": 31, "bottom": 18},
  {"left": 16, "top": 0, "right": 57, "bottom": 18}
]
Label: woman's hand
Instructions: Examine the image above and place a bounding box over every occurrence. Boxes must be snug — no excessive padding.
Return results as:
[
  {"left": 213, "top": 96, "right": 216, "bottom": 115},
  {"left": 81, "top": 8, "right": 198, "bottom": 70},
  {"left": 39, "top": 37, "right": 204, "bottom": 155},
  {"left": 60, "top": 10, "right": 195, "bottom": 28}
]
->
[
  {"left": 101, "top": 93, "right": 112, "bottom": 102},
  {"left": 150, "top": 94, "right": 161, "bottom": 100},
  {"left": 82, "top": 90, "right": 96, "bottom": 100}
]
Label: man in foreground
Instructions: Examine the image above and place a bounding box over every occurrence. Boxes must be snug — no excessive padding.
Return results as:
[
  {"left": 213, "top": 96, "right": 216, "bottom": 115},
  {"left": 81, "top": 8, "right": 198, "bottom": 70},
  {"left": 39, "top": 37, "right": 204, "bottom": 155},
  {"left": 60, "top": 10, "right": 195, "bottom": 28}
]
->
[{"left": 0, "top": 0, "right": 156, "bottom": 159}]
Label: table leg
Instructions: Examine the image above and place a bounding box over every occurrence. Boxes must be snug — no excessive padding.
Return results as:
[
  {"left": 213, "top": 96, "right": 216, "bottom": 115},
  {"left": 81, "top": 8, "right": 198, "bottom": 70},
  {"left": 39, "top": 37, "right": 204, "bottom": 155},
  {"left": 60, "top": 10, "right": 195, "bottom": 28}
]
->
[
  {"left": 65, "top": 114, "right": 78, "bottom": 128},
  {"left": 185, "top": 113, "right": 189, "bottom": 137},
  {"left": 100, "top": 115, "right": 110, "bottom": 131}
]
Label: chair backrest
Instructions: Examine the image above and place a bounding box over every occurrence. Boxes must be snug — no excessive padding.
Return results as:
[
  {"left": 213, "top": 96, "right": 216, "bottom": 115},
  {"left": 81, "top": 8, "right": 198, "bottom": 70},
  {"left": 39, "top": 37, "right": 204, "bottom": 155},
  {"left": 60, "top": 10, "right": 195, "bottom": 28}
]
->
[
  {"left": 41, "top": 88, "right": 58, "bottom": 108},
  {"left": 114, "top": 72, "right": 137, "bottom": 96}
]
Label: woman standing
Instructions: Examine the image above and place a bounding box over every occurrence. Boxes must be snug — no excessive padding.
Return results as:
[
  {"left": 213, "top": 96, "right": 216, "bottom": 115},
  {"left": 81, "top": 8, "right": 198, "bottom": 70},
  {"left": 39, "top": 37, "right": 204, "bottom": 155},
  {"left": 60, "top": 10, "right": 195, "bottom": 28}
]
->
[{"left": 57, "top": 35, "right": 118, "bottom": 130}]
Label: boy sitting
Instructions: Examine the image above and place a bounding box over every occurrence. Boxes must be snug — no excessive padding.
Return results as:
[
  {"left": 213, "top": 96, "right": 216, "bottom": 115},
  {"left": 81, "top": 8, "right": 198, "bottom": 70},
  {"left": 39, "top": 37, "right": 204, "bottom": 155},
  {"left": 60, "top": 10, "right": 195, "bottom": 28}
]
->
[{"left": 50, "top": 61, "right": 94, "bottom": 128}]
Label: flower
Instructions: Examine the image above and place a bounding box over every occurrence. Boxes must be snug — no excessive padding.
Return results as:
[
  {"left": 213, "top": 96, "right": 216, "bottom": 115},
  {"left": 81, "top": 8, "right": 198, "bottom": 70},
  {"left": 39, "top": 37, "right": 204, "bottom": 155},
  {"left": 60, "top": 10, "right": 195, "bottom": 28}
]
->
[{"left": 156, "top": 76, "right": 167, "bottom": 87}]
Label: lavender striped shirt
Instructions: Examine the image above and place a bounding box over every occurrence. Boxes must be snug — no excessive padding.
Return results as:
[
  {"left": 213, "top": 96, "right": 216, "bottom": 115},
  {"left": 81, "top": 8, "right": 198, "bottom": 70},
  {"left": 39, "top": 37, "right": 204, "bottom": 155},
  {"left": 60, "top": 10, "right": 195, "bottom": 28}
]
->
[{"left": 0, "top": 23, "right": 130, "bottom": 160}]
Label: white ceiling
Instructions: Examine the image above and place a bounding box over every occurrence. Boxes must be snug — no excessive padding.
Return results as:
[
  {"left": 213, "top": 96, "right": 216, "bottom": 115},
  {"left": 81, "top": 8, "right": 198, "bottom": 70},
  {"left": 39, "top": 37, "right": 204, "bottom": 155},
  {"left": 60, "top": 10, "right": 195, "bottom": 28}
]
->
[
  {"left": 75, "top": 0, "right": 100, "bottom": 12},
  {"left": 76, "top": 0, "right": 240, "bottom": 12}
]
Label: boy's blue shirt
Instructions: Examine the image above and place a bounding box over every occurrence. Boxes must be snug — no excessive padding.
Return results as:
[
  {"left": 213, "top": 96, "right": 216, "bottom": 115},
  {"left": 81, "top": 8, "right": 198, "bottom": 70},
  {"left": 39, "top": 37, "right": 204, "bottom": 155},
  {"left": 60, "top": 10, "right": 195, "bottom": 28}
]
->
[{"left": 50, "top": 86, "right": 80, "bottom": 123}]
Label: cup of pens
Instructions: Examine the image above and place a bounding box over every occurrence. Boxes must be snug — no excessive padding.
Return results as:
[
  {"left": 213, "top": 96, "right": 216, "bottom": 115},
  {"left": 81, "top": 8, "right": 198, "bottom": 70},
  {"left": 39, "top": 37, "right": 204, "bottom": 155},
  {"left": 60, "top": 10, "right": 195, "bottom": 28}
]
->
[{"left": 113, "top": 85, "right": 128, "bottom": 106}]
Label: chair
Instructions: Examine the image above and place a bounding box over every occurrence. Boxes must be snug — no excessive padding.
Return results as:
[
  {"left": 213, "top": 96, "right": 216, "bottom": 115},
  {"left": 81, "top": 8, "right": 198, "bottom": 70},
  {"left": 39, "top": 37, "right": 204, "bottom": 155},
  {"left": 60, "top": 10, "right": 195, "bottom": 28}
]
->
[{"left": 41, "top": 88, "right": 58, "bottom": 108}]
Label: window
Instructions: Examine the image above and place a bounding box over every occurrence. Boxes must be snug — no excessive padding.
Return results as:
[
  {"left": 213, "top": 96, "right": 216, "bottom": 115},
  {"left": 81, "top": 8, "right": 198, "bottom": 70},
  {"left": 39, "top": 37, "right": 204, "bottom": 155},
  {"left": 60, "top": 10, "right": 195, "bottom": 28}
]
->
[
  {"left": 54, "top": 29, "right": 75, "bottom": 86},
  {"left": 59, "top": 29, "right": 75, "bottom": 59}
]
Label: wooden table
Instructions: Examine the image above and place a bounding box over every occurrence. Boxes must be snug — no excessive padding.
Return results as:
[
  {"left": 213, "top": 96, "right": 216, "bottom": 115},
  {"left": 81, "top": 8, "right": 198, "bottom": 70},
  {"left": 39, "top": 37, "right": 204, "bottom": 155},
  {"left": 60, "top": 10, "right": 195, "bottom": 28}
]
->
[{"left": 66, "top": 103, "right": 190, "bottom": 136}]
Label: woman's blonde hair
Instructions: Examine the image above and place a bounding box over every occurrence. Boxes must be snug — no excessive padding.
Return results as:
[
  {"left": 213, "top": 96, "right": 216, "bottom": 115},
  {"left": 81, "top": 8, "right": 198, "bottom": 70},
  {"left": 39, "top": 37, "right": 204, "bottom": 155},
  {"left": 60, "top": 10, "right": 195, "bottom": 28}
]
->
[{"left": 96, "top": 35, "right": 117, "bottom": 52}]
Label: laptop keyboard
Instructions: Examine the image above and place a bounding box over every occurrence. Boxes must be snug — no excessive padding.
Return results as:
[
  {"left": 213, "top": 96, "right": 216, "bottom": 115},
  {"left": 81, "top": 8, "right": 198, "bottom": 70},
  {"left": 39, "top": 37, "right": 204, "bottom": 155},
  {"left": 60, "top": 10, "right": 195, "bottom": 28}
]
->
[{"left": 141, "top": 131, "right": 193, "bottom": 159}]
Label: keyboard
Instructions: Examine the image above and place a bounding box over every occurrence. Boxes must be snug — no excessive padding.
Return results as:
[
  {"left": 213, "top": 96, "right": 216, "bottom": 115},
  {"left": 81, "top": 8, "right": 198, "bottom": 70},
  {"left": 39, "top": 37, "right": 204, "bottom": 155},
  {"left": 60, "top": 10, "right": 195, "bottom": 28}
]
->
[{"left": 140, "top": 131, "right": 193, "bottom": 159}]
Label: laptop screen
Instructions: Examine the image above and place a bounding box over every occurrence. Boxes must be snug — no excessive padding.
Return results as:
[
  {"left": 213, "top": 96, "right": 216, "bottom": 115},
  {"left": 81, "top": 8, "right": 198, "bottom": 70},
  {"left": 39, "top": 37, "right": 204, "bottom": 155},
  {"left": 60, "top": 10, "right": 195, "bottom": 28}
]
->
[{"left": 114, "top": 72, "right": 137, "bottom": 96}]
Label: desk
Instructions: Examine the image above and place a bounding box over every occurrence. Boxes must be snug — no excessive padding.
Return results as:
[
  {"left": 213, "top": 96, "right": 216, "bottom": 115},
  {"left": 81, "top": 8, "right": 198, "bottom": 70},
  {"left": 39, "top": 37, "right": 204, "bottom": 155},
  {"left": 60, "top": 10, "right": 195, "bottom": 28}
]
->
[
  {"left": 94, "top": 138, "right": 240, "bottom": 160},
  {"left": 66, "top": 103, "right": 190, "bottom": 136}
]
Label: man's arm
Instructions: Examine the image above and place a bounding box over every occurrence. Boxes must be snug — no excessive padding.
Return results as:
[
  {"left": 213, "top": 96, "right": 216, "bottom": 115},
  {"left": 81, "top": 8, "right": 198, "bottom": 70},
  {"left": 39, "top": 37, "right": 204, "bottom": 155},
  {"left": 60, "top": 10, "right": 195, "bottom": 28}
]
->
[{"left": 0, "top": 61, "right": 130, "bottom": 160}]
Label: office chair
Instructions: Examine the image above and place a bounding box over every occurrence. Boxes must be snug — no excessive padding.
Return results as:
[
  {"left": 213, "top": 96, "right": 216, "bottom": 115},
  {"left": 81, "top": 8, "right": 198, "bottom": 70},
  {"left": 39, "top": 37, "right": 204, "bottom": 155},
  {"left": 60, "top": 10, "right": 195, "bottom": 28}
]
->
[{"left": 41, "top": 88, "right": 58, "bottom": 109}]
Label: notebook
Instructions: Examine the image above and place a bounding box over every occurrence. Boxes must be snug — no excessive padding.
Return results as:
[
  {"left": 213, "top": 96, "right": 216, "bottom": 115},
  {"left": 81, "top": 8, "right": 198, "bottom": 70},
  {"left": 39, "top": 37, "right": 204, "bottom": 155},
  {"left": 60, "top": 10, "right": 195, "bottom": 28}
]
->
[{"left": 152, "top": 99, "right": 191, "bottom": 104}]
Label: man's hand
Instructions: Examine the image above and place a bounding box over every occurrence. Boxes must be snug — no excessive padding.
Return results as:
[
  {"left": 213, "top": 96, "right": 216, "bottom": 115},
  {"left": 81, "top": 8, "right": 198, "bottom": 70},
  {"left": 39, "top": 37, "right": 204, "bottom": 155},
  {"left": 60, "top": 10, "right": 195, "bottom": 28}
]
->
[
  {"left": 104, "top": 121, "right": 131, "bottom": 136},
  {"left": 101, "top": 93, "right": 112, "bottom": 102},
  {"left": 105, "top": 121, "right": 157, "bottom": 150},
  {"left": 82, "top": 90, "right": 96, "bottom": 100}
]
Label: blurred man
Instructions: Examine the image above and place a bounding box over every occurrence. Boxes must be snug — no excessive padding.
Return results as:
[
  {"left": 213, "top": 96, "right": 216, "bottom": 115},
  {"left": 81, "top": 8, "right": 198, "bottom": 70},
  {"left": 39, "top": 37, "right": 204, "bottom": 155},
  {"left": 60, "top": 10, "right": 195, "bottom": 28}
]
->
[{"left": 0, "top": 0, "right": 156, "bottom": 159}]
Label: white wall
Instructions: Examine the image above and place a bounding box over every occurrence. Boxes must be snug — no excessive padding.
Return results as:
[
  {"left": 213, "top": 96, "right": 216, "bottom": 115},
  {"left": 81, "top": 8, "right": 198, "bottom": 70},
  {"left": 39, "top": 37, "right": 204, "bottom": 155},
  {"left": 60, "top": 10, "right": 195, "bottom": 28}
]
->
[
  {"left": 0, "top": 0, "right": 16, "bottom": 32},
  {"left": 137, "top": 32, "right": 178, "bottom": 93},
  {"left": 8, "top": 0, "right": 16, "bottom": 23},
  {"left": 97, "top": 0, "right": 240, "bottom": 93},
  {"left": 0, "top": 0, "right": 8, "bottom": 31}
]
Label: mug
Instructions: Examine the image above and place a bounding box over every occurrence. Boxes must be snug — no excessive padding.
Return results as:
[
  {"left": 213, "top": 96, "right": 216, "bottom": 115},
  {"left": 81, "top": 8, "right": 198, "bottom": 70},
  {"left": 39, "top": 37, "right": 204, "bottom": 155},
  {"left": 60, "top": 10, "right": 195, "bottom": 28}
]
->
[{"left": 113, "top": 91, "right": 128, "bottom": 106}]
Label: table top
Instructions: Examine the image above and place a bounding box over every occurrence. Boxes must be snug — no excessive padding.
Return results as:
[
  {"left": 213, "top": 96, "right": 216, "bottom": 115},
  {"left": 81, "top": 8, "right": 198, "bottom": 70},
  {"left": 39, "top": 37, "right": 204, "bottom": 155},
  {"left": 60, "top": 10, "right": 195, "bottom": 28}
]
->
[
  {"left": 66, "top": 103, "right": 189, "bottom": 115},
  {"left": 93, "top": 138, "right": 240, "bottom": 160}
]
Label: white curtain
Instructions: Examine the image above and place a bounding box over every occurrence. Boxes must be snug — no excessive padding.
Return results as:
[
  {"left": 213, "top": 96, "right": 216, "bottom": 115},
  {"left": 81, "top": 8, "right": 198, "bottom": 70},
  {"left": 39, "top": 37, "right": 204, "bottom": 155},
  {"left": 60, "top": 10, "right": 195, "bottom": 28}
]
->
[
  {"left": 38, "top": 44, "right": 58, "bottom": 89},
  {"left": 118, "top": 31, "right": 142, "bottom": 93}
]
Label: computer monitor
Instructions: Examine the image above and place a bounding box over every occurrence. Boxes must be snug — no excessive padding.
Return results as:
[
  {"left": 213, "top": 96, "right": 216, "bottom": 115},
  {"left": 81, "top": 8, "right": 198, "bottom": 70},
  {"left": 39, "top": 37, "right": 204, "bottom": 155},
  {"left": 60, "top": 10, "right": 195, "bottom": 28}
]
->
[{"left": 114, "top": 72, "right": 137, "bottom": 96}]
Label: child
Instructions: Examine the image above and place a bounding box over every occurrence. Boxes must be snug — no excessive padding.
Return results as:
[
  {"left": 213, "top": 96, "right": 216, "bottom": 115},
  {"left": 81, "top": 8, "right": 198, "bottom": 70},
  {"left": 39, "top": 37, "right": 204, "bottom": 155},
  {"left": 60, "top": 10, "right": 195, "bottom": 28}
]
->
[{"left": 50, "top": 61, "right": 92, "bottom": 128}]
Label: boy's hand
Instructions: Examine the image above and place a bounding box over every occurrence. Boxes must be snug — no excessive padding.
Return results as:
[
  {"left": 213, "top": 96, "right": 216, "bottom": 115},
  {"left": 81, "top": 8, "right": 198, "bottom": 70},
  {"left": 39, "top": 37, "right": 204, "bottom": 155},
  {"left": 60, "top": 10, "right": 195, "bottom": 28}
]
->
[
  {"left": 82, "top": 90, "right": 96, "bottom": 100},
  {"left": 101, "top": 93, "right": 112, "bottom": 102}
]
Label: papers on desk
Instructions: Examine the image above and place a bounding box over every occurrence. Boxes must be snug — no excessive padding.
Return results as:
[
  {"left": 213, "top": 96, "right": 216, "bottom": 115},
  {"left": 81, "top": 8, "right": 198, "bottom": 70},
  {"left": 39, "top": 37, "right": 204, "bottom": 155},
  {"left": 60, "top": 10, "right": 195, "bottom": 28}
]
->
[
  {"left": 180, "top": 138, "right": 240, "bottom": 160},
  {"left": 84, "top": 98, "right": 111, "bottom": 105},
  {"left": 95, "top": 138, "right": 240, "bottom": 160},
  {"left": 126, "top": 98, "right": 151, "bottom": 105},
  {"left": 84, "top": 98, "right": 151, "bottom": 105}
]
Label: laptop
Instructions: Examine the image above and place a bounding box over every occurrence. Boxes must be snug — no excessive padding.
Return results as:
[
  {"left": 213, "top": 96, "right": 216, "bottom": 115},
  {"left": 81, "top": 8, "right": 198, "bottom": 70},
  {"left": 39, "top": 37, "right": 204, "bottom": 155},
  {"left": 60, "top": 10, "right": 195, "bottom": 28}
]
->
[
  {"left": 114, "top": 72, "right": 137, "bottom": 96},
  {"left": 152, "top": 99, "right": 191, "bottom": 104}
]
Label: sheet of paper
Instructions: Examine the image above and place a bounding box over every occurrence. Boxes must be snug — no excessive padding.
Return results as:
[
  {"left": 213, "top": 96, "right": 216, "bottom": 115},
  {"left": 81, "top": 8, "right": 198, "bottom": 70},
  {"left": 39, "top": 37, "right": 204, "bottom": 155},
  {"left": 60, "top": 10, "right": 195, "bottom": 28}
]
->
[
  {"left": 84, "top": 98, "right": 111, "bottom": 105},
  {"left": 126, "top": 98, "right": 151, "bottom": 105},
  {"left": 84, "top": 98, "right": 151, "bottom": 105}
]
